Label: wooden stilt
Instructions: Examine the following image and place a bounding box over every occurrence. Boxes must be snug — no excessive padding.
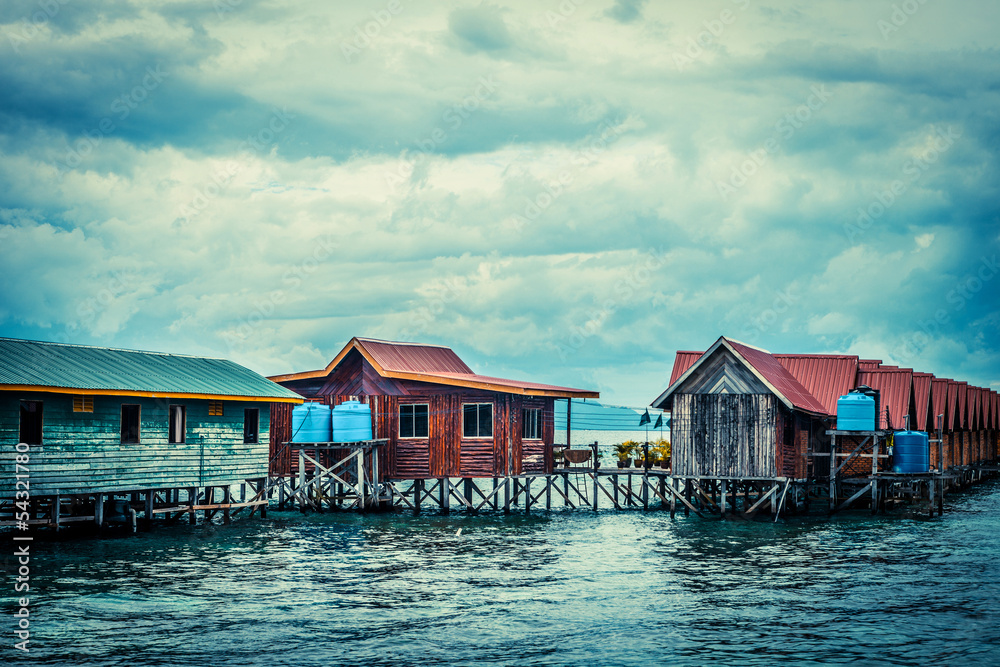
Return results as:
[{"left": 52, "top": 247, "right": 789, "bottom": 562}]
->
[
  {"left": 144, "top": 489, "right": 153, "bottom": 528},
  {"left": 503, "top": 477, "right": 511, "bottom": 514},
  {"left": 95, "top": 493, "right": 104, "bottom": 528}
]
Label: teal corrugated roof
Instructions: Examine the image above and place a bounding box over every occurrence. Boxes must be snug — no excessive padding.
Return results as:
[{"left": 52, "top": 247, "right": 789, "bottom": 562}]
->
[{"left": 0, "top": 338, "right": 302, "bottom": 401}]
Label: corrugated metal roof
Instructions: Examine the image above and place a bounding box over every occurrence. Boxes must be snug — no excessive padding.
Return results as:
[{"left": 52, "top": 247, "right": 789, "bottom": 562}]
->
[
  {"left": 969, "top": 386, "right": 980, "bottom": 429},
  {"left": 775, "top": 354, "right": 859, "bottom": 415},
  {"left": 726, "top": 339, "right": 829, "bottom": 415},
  {"left": 270, "top": 337, "right": 598, "bottom": 398},
  {"left": 857, "top": 367, "right": 913, "bottom": 430},
  {"left": 912, "top": 372, "right": 933, "bottom": 431},
  {"left": 956, "top": 382, "right": 968, "bottom": 429},
  {"left": 992, "top": 391, "right": 999, "bottom": 429},
  {"left": 946, "top": 381, "right": 960, "bottom": 431},
  {"left": 858, "top": 359, "right": 883, "bottom": 370},
  {"left": 669, "top": 351, "right": 703, "bottom": 386},
  {"left": 930, "top": 378, "right": 950, "bottom": 432},
  {"left": 0, "top": 337, "right": 302, "bottom": 401},
  {"left": 356, "top": 338, "right": 474, "bottom": 374}
]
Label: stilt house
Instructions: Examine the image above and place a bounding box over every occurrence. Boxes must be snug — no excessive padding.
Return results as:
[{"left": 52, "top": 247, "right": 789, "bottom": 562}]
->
[{"left": 268, "top": 337, "right": 598, "bottom": 479}]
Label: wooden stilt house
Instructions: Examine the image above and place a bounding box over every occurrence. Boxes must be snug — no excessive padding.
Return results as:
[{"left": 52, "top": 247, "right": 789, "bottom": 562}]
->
[
  {"left": 0, "top": 338, "right": 302, "bottom": 517},
  {"left": 268, "top": 337, "right": 598, "bottom": 479}
]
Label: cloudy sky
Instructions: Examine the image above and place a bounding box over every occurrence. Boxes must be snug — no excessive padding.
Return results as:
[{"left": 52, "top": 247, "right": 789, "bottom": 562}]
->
[{"left": 1, "top": 0, "right": 998, "bottom": 407}]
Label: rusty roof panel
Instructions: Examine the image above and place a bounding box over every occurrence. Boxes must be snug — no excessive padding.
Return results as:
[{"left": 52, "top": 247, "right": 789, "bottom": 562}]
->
[
  {"left": 356, "top": 338, "right": 473, "bottom": 374},
  {"left": 912, "top": 372, "right": 933, "bottom": 431},
  {"left": 669, "top": 351, "right": 703, "bottom": 386},
  {"left": 956, "top": 382, "right": 968, "bottom": 429},
  {"left": 946, "top": 381, "right": 960, "bottom": 431},
  {"left": 930, "top": 378, "right": 950, "bottom": 432},
  {"left": 968, "top": 386, "right": 979, "bottom": 429},
  {"left": 775, "top": 354, "right": 859, "bottom": 416},
  {"left": 727, "top": 339, "right": 829, "bottom": 415},
  {"left": 857, "top": 367, "right": 913, "bottom": 430}
]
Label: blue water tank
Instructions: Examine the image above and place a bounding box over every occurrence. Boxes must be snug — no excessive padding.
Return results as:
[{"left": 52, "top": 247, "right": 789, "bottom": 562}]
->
[
  {"left": 291, "top": 403, "right": 332, "bottom": 443},
  {"left": 332, "top": 400, "right": 372, "bottom": 442},
  {"left": 893, "top": 430, "right": 930, "bottom": 474},
  {"left": 837, "top": 393, "right": 876, "bottom": 431}
]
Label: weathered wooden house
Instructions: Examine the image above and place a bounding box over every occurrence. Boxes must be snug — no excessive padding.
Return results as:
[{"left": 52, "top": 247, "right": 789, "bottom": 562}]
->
[
  {"left": 654, "top": 337, "right": 998, "bottom": 483},
  {"left": 268, "top": 337, "right": 598, "bottom": 479},
  {"left": 0, "top": 337, "right": 302, "bottom": 526},
  {"left": 651, "top": 337, "right": 829, "bottom": 480}
]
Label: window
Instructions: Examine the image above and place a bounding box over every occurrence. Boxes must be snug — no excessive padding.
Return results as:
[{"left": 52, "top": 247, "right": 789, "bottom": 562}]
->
[
  {"left": 523, "top": 408, "right": 541, "bottom": 440},
  {"left": 244, "top": 408, "right": 259, "bottom": 444},
  {"left": 208, "top": 400, "right": 224, "bottom": 416},
  {"left": 463, "top": 403, "right": 492, "bottom": 438},
  {"left": 399, "top": 403, "right": 429, "bottom": 438},
  {"left": 73, "top": 395, "right": 94, "bottom": 413},
  {"left": 19, "top": 401, "right": 43, "bottom": 445},
  {"left": 121, "top": 404, "right": 140, "bottom": 444},
  {"left": 168, "top": 405, "right": 186, "bottom": 443}
]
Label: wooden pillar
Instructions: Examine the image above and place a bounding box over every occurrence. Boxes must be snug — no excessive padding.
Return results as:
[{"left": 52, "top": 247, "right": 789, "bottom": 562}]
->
[
  {"left": 730, "top": 480, "right": 737, "bottom": 515},
  {"left": 188, "top": 486, "right": 197, "bottom": 524},
  {"left": 492, "top": 477, "right": 499, "bottom": 510},
  {"left": 53, "top": 494, "right": 61, "bottom": 531},
  {"left": 463, "top": 478, "right": 474, "bottom": 512},
  {"left": 144, "top": 489, "right": 154, "bottom": 529},
  {"left": 545, "top": 475, "right": 552, "bottom": 510},
  {"left": 439, "top": 478, "right": 449, "bottom": 513},
  {"left": 829, "top": 434, "right": 838, "bottom": 511},
  {"left": 525, "top": 478, "right": 532, "bottom": 513},
  {"left": 503, "top": 477, "right": 511, "bottom": 514},
  {"left": 414, "top": 479, "right": 423, "bottom": 515},
  {"left": 670, "top": 478, "right": 677, "bottom": 518},
  {"left": 612, "top": 473, "right": 619, "bottom": 508},
  {"left": 223, "top": 486, "right": 232, "bottom": 525},
  {"left": 684, "top": 479, "right": 691, "bottom": 516},
  {"left": 95, "top": 493, "right": 104, "bottom": 528},
  {"left": 566, "top": 399, "right": 572, "bottom": 449},
  {"left": 720, "top": 480, "right": 727, "bottom": 518},
  {"left": 357, "top": 449, "right": 366, "bottom": 511},
  {"left": 259, "top": 478, "right": 267, "bottom": 518}
]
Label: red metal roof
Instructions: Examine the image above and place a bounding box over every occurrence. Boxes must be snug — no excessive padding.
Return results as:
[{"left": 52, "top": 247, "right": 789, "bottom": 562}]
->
[
  {"left": 930, "top": 378, "right": 950, "bottom": 432},
  {"left": 775, "top": 354, "right": 859, "bottom": 415},
  {"left": 956, "top": 382, "right": 968, "bottom": 429},
  {"left": 270, "top": 337, "right": 598, "bottom": 398},
  {"left": 968, "top": 386, "right": 980, "bottom": 429},
  {"left": 669, "top": 351, "right": 703, "bottom": 386},
  {"left": 858, "top": 359, "right": 882, "bottom": 370},
  {"left": 726, "top": 339, "right": 829, "bottom": 415},
  {"left": 911, "top": 372, "right": 933, "bottom": 432},
  {"left": 355, "top": 338, "right": 473, "bottom": 374},
  {"left": 946, "top": 381, "right": 960, "bottom": 431},
  {"left": 992, "top": 391, "right": 999, "bottom": 429},
  {"left": 857, "top": 367, "right": 913, "bottom": 430}
]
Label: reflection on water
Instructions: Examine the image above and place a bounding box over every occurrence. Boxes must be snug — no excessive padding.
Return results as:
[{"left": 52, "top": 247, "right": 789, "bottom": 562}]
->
[{"left": 6, "top": 481, "right": 1000, "bottom": 666}]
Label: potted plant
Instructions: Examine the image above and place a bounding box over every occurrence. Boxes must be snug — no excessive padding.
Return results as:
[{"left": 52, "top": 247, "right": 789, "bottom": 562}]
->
[
  {"left": 652, "top": 439, "right": 671, "bottom": 469},
  {"left": 614, "top": 441, "right": 636, "bottom": 468}
]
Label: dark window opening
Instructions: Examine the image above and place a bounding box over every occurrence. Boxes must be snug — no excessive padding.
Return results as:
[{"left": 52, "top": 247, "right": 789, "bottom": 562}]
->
[
  {"left": 463, "top": 403, "right": 493, "bottom": 438},
  {"left": 244, "top": 408, "right": 259, "bottom": 444},
  {"left": 168, "top": 405, "right": 186, "bottom": 443},
  {"left": 19, "top": 401, "right": 43, "bottom": 445},
  {"left": 399, "top": 404, "right": 429, "bottom": 438},
  {"left": 523, "top": 408, "right": 541, "bottom": 440},
  {"left": 121, "top": 404, "right": 140, "bottom": 444}
]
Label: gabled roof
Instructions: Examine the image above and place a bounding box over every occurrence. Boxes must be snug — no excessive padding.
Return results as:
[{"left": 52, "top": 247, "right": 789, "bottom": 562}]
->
[
  {"left": 668, "top": 351, "right": 703, "bottom": 386},
  {"left": 956, "top": 382, "right": 968, "bottom": 429},
  {"left": 946, "top": 381, "right": 960, "bottom": 431},
  {"left": 857, "top": 367, "right": 913, "bottom": 430},
  {"left": 775, "top": 354, "right": 859, "bottom": 415},
  {"left": 0, "top": 337, "right": 302, "bottom": 402},
  {"left": 930, "top": 377, "right": 950, "bottom": 432},
  {"left": 911, "top": 372, "right": 934, "bottom": 432},
  {"left": 652, "top": 337, "right": 828, "bottom": 415},
  {"left": 269, "top": 337, "right": 598, "bottom": 398}
]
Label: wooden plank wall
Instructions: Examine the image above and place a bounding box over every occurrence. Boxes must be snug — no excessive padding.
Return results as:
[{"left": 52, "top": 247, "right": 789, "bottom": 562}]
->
[
  {"left": 670, "top": 393, "right": 777, "bottom": 477},
  {"left": 1, "top": 391, "right": 269, "bottom": 497}
]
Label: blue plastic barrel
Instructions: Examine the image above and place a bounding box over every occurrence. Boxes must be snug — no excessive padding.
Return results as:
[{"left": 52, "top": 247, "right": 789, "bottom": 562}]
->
[
  {"left": 291, "top": 403, "right": 332, "bottom": 443},
  {"left": 892, "top": 430, "right": 930, "bottom": 473},
  {"left": 837, "top": 393, "right": 876, "bottom": 431},
  {"left": 332, "top": 400, "right": 372, "bottom": 442}
]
